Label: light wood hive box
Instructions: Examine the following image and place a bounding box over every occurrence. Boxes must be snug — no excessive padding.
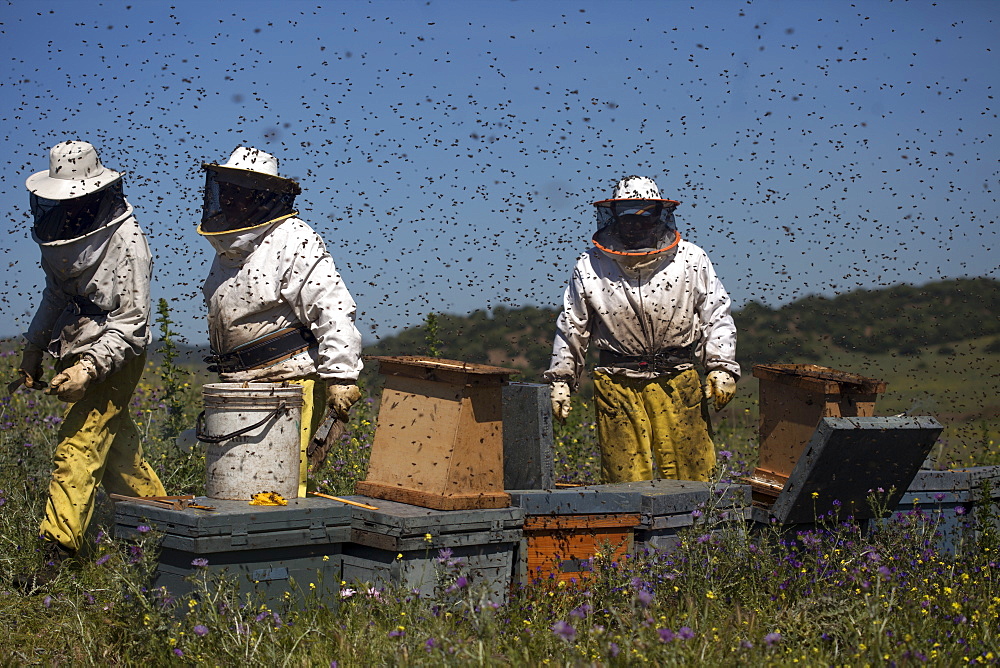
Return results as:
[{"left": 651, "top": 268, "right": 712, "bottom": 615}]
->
[
  {"left": 749, "top": 364, "right": 887, "bottom": 500},
  {"left": 356, "top": 356, "right": 518, "bottom": 511}
]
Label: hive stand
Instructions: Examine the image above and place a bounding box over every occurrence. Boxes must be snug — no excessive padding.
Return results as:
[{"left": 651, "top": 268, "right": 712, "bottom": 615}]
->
[{"left": 356, "top": 356, "right": 518, "bottom": 510}]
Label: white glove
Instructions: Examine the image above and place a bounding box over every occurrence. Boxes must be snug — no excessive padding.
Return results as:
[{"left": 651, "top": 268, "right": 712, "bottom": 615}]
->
[
  {"left": 704, "top": 369, "right": 737, "bottom": 411},
  {"left": 327, "top": 383, "right": 362, "bottom": 421},
  {"left": 47, "top": 356, "right": 97, "bottom": 403},
  {"left": 550, "top": 381, "right": 572, "bottom": 421}
]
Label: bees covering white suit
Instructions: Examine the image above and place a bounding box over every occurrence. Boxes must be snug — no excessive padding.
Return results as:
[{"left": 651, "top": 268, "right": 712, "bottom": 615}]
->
[
  {"left": 545, "top": 176, "right": 739, "bottom": 483},
  {"left": 198, "top": 147, "right": 363, "bottom": 495},
  {"left": 16, "top": 140, "right": 166, "bottom": 584}
]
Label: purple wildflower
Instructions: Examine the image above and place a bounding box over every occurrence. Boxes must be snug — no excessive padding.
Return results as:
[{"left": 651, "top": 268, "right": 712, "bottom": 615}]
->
[
  {"left": 658, "top": 628, "right": 676, "bottom": 642},
  {"left": 43, "top": 595, "right": 52, "bottom": 609},
  {"left": 934, "top": 493, "right": 946, "bottom": 502},
  {"left": 389, "top": 629, "right": 405, "bottom": 638},
  {"left": 425, "top": 637, "right": 437, "bottom": 651},
  {"left": 136, "top": 524, "right": 151, "bottom": 534},
  {"left": 955, "top": 506, "right": 967, "bottom": 516},
  {"left": 95, "top": 554, "right": 112, "bottom": 567},
  {"left": 173, "top": 648, "right": 183, "bottom": 657},
  {"left": 191, "top": 558, "right": 209, "bottom": 568},
  {"left": 570, "top": 603, "right": 592, "bottom": 619},
  {"left": 637, "top": 589, "right": 654, "bottom": 607},
  {"left": 551, "top": 621, "right": 577, "bottom": 642},
  {"left": 678, "top": 627, "right": 695, "bottom": 640},
  {"left": 436, "top": 548, "right": 454, "bottom": 564},
  {"left": 764, "top": 632, "right": 782, "bottom": 646},
  {"left": 193, "top": 625, "right": 208, "bottom": 637},
  {"left": 718, "top": 450, "right": 733, "bottom": 461},
  {"left": 609, "top": 642, "right": 620, "bottom": 657}
]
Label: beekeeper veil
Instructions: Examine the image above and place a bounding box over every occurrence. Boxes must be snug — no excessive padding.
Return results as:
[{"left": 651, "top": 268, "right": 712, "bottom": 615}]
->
[
  {"left": 199, "top": 147, "right": 301, "bottom": 235},
  {"left": 592, "top": 175, "right": 680, "bottom": 258},
  {"left": 26, "top": 141, "right": 127, "bottom": 243}
]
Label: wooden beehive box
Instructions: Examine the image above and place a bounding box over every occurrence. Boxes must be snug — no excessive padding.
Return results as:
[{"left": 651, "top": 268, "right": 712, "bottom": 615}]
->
[
  {"left": 750, "top": 364, "right": 887, "bottom": 498},
  {"left": 521, "top": 513, "right": 638, "bottom": 585},
  {"left": 356, "top": 356, "right": 518, "bottom": 511}
]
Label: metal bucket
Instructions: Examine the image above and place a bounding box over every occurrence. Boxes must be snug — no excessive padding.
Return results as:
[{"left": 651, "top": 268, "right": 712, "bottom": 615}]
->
[{"left": 199, "top": 382, "right": 304, "bottom": 500}]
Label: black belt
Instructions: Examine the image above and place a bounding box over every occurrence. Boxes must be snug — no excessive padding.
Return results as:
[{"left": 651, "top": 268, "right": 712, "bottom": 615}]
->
[
  {"left": 598, "top": 346, "right": 695, "bottom": 371},
  {"left": 206, "top": 326, "right": 317, "bottom": 374}
]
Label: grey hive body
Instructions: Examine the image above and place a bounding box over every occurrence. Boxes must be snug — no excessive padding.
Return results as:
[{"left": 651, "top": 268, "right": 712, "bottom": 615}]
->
[
  {"left": 341, "top": 496, "right": 524, "bottom": 601},
  {"left": 114, "top": 497, "right": 351, "bottom": 606}
]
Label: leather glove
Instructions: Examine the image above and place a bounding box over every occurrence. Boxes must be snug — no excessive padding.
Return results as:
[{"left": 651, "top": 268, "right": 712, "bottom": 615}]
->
[
  {"left": 704, "top": 369, "right": 737, "bottom": 411},
  {"left": 9, "top": 345, "right": 45, "bottom": 393},
  {"left": 326, "top": 383, "right": 362, "bottom": 421},
  {"left": 47, "top": 356, "right": 97, "bottom": 403},
  {"left": 550, "top": 381, "right": 572, "bottom": 421}
]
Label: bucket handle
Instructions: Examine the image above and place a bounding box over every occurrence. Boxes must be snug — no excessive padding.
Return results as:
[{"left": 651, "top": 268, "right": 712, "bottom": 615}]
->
[{"left": 196, "top": 402, "right": 289, "bottom": 444}]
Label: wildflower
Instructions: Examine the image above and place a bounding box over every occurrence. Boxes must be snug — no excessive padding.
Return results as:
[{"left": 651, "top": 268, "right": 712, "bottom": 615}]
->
[
  {"left": 446, "top": 576, "right": 469, "bottom": 593},
  {"left": 136, "top": 524, "right": 151, "bottom": 534},
  {"left": 191, "top": 558, "right": 209, "bottom": 568},
  {"left": 95, "top": 554, "right": 112, "bottom": 567},
  {"left": 552, "top": 621, "right": 577, "bottom": 642},
  {"left": 764, "top": 632, "right": 782, "bottom": 646},
  {"left": 691, "top": 508, "right": 703, "bottom": 519},
  {"left": 389, "top": 626, "right": 405, "bottom": 638},
  {"left": 678, "top": 627, "right": 695, "bottom": 640},
  {"left": 43, "top": 595, "right": 52, "bottom": 609},
  {"left": 637, "top": 589, "right": 654, "bottom": 607},
  {"left": 608, "top": 641, "right": 620, "bottom": 657},
  {"left": 424, "top": 533, "right": 433, "bottom": 543},
  {"left": 718, "top": 450, "right": 732, "bottom": 461},
  {"left": 955, "top": 506, "right": 967, "bottom": 516},
  {"left": 425, "top": 637, "right": 437, "bottom": 651},
  {"left": 173, "top": 649, "right": 183, "bottom": 657},
  {"left": 193, "top": 625, "right": 208, "bottom": 637},
  {"left": 934, "top": 493, "right": 946, "bottom": 502},
  {"left": 570, "top": 604, "right": 592, "bottom": 619},
  {"left": 436, "top": 548, "right": 454, "bottom": 563}
]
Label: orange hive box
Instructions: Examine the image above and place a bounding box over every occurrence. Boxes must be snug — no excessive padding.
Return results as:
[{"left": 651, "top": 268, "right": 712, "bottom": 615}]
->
[
  {"left": 521, "top": 513, "right": 639, "bottom": 585},
  {"left": 749, "top": 363, "right": 887, "bottom": 502},
  {"left": 355, "top": 356, "right": 518, "bottom": 511}
]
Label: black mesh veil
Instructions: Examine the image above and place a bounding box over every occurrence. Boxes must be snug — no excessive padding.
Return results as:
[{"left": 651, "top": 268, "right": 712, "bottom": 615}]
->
[
  {"left": 30, "top": 180, "right": 127, "bottom": 242},
  {"left": 592, "top": 198, "right": 679, "bottom": 255},
  {"left": 200, "top": 165, "right": 301, "bottom": 234}
]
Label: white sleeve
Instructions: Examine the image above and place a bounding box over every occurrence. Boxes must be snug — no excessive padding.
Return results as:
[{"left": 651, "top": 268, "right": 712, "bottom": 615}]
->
[
  {"left": 543, "top": 265, "right": 591, "bottom": 389},
  {"left": 696, "top": 256, "right": 740, "bottom": 380},
  {"left": 279, "top": 228, "right": 363, "bottom": 381}
]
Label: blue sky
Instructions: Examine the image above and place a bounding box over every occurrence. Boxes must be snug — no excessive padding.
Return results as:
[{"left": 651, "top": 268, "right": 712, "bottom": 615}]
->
[{"left": 1, "top": 0, "right": 997, "bottom": 346}]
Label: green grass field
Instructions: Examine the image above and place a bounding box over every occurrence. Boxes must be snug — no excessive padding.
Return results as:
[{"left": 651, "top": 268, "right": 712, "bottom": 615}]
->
[{"left": 2, "top": 341, "right": 999, "bottom": 665}]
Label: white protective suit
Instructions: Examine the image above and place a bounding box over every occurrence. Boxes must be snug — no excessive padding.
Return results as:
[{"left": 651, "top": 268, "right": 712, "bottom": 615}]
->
[
  {"left": 25, "top": 204, "right": 150, "bottom": 379},
  {"left": 543, "top": 240, "right": 740, "bottom": 387},
  {"left": 202, "top": 216, "right": 363, "bottom": 383}
]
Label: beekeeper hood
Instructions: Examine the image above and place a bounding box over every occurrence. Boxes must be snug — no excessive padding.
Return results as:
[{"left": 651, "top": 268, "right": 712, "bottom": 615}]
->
[
  {"left": 26, "top": 140, "right": 128, "bottom": 244},
  {"left": 592, "top": 175, "right": 680, "bottom": 261},
  {"left": 198, "top": 146, "right": 301, "bottom": 237}
]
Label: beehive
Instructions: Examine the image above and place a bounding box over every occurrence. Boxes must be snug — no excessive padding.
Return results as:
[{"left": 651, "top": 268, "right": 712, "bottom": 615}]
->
[
  {"left": 356, "top": 356, "right": 517, "bottom": 510},
  {"left": 750, "top": 364, "right": 887, "bottom": 496}
]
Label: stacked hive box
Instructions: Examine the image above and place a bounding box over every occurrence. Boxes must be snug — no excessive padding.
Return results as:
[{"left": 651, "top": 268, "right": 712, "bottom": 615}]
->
[
  {"left": 508, "top": 481, "right": 751, "bottom": 584},
  {"left": 340, "top": 496, "right": 524, "bottom": 600},
  {"left": 879, "top": 466, "right": 1000, "bottom": 555},
  {"left": 114, "top": 497, "right": 352, "bottom": 605}
]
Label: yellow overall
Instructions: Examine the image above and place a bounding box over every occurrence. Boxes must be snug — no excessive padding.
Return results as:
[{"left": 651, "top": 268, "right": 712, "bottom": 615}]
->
[
  {"left": 40, "top": 353, "right": 166, "bottom": 552},
  {"left": 594, "top": 368, "right": 716, "bottom": 483},
  {"left": 288, "top": 376, "right": 329, "bottom": 497}
]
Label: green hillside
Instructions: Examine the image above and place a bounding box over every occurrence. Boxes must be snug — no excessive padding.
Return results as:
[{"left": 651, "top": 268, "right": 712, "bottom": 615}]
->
[{"left": 365, "top": 277, "right": 1000, "bottom": 466}]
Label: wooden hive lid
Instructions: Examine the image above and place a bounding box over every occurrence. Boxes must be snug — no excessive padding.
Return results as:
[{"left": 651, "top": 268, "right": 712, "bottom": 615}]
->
[{"left": 752, "top": 363, "right": 887, "bottom": 395}]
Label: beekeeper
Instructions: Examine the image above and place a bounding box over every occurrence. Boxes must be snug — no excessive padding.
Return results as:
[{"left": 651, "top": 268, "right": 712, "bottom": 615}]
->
[
  {"left": 543, "top": 176, "right": 739, "bottom": 483},
  {"left": 198, "top": 147, "right": 363, "bottom": 495},
  {"left": 13, "top": 140, "right": 167, "bottom": 584}
]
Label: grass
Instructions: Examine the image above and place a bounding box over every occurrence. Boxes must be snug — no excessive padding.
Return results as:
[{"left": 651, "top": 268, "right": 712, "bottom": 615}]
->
[{"left": 2, "top": 342, "right": 999, "bottom": 665}]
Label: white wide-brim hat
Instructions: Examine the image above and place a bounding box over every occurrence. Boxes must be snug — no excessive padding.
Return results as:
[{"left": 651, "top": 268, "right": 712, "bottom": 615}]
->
[
  {"left": 202, "top": 146, "right": 300, "bottom": 194},
  {"left": 25, "top": 140, "right": 123, "bottom": 200}
]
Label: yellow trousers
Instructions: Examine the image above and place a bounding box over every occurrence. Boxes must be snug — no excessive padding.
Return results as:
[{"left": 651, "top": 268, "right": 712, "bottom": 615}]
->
[
  {"left": 40, "top": 352, "right": 166, "bottom": 552},
  {"left": 594, "top": 369, "right": 716, "bottom": 483},
  {"left": 287, "top": 376, "right": 328, "bottom": 497}
]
